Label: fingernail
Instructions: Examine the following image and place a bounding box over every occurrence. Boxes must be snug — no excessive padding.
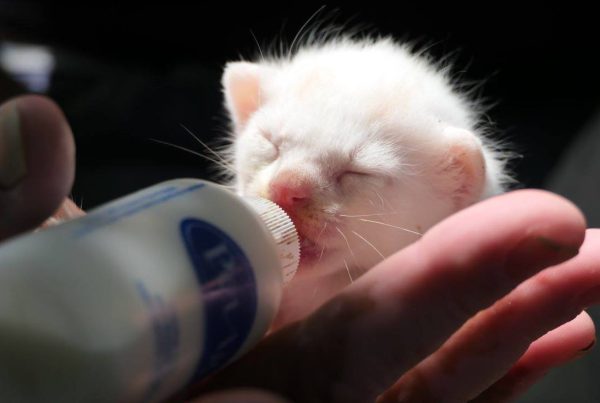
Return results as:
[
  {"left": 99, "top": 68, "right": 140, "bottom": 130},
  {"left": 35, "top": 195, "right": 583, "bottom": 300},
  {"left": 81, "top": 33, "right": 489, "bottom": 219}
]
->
[
  {"left": 571, "top": 338, "right": 597, "bottom": 360},
  {"left": 536, "top": 236, "right": 580, "bottom": 256},
  {"left": 0, "top": 101, "right": 27, "bottom": 189},
  {"left": 505, "top": 236, "right": 579, "bottom": 280},
  {"left": 580, "top": 338, "right": 596, "bottom": 353}
]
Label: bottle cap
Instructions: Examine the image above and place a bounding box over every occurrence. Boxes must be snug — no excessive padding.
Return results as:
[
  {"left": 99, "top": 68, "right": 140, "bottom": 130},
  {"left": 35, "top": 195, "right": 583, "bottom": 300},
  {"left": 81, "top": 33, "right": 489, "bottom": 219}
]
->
[{"left": 243, "top": 197, "right": 300, "bottom": 284}]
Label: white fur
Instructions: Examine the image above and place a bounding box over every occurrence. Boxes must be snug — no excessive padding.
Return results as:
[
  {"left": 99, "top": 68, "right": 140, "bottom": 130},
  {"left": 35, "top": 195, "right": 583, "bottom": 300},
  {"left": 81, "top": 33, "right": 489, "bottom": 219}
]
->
[{"left": 221, "top": 37, "right": 510, "bottom": 323}]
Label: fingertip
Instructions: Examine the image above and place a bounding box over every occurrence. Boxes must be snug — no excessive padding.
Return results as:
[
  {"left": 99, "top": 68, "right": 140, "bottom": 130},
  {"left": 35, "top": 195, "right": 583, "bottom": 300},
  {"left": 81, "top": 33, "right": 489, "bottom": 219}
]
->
[
  {"left": 527, "top": 310, "right": 596, "bottom": 364},
  {"left": 0, "top": 95, "right": 75, "bottom": 239},
  {"left": 15, "top": 94, "right": 76, "bottom": 182},
  {"left": 431, "top": 189, "right": 586, "bottom": 245},
  {"left": 417, "top": 188, "right": 587, "bottom": 283},
  {"left": 507, "top": 189, "right": 587, "bottom": 248},
  {"left": 472, "top": 310, "right": 596, "bottom": 403},
  {"left": 574, "top": 311, "right": 596, "bottom": 356},
  {"left": 16, "top": 95, "right": 76, "bottom": 208}
]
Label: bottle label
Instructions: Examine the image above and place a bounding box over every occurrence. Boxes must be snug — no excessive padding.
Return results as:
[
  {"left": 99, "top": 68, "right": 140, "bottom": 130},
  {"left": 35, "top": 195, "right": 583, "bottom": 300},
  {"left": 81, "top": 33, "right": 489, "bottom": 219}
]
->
[
  {"left": 180, "top": 218, "right": 258, "bottom": 382},
  {"left": 72, "top": 183, "right": 205, "bottom": 238}
]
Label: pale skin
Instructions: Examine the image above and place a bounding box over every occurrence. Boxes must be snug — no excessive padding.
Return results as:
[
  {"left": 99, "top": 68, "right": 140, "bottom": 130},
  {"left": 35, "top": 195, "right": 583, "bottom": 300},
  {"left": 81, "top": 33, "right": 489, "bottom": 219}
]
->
[{"left": 2, "top": 95, "right": 600, "bottom": 402}]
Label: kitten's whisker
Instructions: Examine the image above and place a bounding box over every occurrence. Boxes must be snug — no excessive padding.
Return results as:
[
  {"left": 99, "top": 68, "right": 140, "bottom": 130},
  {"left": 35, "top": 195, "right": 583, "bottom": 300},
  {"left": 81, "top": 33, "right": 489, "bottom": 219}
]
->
[
  {"left": 315, "top": 222, "right": 328, "bottom": 266},
  {"left": 351, "top": 230, "right": 385, "bottom": 260},
  {"left": 150, "top": 139, "right": 238, "bottom": 175},
  {"left": 343, "top": 259, "right": 354, "bottom": 283},
  {"left": 336, "top": 226, "right": 357, "bottom": 262},
  {"left": 249, "top": 32, "right": 266, "bottom": 105},
  {"left": 337, "top": 226, "right": 362, "bottom": 282},
  {"left": 374, "top": 190, "right": 386, "bottom": 209},
  {"left": 288, "top": 6, "right": 326, "bottom": 58},
  {"left": 250, "top": 30, "right": 265, "bottom": 61},
  {"left": 373, "top": 190, "right": 397, "bottom": 213},
  {"left": 179, "top": 124, "right": 235, "bottom": 169},
  {"left": 359, "top": 219, "right": 422, "bottom": 236},
  {"left": 318, "top": 245, "right": 326, "bottom": 263},
  {"left": 339, "top": 212, "right": 399, "bottom": 218},
  {"left": 316, "top": 222, "right": 328, "bottom": 243}
]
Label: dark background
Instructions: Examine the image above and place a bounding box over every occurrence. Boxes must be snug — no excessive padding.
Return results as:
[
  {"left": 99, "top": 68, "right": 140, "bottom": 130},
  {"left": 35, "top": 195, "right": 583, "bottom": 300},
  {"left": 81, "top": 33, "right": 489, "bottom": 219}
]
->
[
  {"left": 1, "top": 3, "right": 599, "bottom": 208},
  {"left": 1, "top": 5, "right": 600, "bottom": 402}
]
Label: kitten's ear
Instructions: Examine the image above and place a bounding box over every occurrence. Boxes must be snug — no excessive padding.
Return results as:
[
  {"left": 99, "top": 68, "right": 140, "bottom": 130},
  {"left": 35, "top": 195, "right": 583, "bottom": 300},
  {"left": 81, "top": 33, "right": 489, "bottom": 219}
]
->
[
  {"left": 437, "top": 128, "right": 487, "bottom": 208},
  {"left": 222, "top": 61, "right": 270, "bottom": 131}
]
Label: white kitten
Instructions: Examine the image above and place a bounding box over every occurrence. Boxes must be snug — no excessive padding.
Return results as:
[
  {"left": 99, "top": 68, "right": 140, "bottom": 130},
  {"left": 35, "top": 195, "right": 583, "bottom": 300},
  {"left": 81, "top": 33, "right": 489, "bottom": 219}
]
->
[{"left": 221, "top": 37, "right": 510, "bottom": 325}]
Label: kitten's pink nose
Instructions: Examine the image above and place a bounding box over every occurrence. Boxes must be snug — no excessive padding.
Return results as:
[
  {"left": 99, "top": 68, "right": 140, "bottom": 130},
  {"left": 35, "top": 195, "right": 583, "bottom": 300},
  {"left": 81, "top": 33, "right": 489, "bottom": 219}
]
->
[{"left": 269, "top": 173, "right": 312, "bottom": 211}]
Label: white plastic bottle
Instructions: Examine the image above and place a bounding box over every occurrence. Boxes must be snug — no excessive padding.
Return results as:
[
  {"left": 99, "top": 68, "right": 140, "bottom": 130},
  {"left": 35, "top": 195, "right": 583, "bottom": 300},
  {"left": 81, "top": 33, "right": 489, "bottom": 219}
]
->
[{"left": 0, "top": 178, "right": 299, "bottom": 403}]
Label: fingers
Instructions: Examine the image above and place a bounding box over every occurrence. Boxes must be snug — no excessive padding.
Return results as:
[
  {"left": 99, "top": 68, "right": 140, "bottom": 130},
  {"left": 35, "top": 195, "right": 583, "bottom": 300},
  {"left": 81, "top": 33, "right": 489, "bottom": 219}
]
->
[
  {"left": 0, "top": 95, "right": 75, "bottom": 240},
  {"left": 471, "top": 311, "right": 595, "bottom": 403},
  {"left": 378, "top": 229, "right": 600, "bottom": 402},
  {"left": 39, "top": 198, "right": 86, "bottom": 229},
  {"left": 314, "top": 190, "right": 585, "bottom": 400},
  {"left": 194, "top": 190, "right": 587, "bottom": 403}
]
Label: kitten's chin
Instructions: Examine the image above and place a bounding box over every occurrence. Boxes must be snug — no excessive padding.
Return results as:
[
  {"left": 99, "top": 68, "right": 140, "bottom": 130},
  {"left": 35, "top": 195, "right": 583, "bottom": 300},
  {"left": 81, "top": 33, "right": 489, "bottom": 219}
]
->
[
  {"left": 296, "top": 238, "right": 341, "bottom": 277},
  {"left": 299, "top": 237, "right": 335, "bottom": 264},
  {"left": 299, "top": 237, "right": 322, "bottom": 264}
]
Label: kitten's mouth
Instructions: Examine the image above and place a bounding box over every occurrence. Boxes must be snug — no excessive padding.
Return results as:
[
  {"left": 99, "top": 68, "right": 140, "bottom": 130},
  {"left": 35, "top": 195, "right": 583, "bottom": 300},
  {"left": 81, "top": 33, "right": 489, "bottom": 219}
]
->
[
  {"left": 279, "top": 210, "right": 337, "bottom": 268},
  {"left": 299, "top": 236, "right": 324, "bottom": 265}
]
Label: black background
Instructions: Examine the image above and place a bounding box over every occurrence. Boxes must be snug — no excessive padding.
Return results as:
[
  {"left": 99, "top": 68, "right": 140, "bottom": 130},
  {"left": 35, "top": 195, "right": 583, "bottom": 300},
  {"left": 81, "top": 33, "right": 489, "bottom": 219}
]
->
[{"left": 1, "top": 3, "right": 599, "bottom": 207}]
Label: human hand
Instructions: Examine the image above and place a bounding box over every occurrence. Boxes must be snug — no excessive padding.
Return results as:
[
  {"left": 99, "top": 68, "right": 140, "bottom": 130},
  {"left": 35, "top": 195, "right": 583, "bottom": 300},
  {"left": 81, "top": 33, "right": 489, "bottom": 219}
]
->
[
  {"left": 0, "top": 95, "right": 82, "bottom": 241},
  {"left": 3, "top": 95, "right": 599, "bottom": 403},
  {"left": 189, "top": 190, "right": 600, "bottom": 402}
]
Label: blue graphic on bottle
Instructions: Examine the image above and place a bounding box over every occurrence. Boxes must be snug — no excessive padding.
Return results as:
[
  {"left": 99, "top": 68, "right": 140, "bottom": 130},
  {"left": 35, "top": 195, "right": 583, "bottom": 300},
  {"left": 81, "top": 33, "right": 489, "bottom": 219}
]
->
[{"left": 180, "top": 218, "right": 258, "bottom": 383}]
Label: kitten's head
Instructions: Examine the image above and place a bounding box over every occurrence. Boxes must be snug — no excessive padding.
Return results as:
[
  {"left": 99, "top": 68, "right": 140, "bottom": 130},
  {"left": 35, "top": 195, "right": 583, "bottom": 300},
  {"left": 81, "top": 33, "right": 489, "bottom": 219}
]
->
[{"left": 221, "top": 38, "right": 507, "bottom": 279}]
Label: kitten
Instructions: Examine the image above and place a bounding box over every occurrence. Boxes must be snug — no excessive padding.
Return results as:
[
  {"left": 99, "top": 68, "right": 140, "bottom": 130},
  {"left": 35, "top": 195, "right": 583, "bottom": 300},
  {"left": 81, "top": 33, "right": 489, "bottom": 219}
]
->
[{"left": 220, "top": 36, "right": 510, "bottom": 326}]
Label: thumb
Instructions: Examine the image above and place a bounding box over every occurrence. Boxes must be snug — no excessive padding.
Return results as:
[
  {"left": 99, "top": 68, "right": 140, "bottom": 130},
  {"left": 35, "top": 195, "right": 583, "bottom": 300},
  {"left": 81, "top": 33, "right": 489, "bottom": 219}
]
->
[{"left": 0, "top": 95, "right": 75, "bottom": 240}]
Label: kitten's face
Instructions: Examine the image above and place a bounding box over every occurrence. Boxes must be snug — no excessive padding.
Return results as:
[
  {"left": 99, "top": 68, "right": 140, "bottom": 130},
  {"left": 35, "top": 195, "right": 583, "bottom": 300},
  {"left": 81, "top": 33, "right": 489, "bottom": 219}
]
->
[
  {"left": 233, "top": 99, "right": 452, "bottom": 279},
  {"left": 223, "top": 40, "right": 492, "bottom": 280}
]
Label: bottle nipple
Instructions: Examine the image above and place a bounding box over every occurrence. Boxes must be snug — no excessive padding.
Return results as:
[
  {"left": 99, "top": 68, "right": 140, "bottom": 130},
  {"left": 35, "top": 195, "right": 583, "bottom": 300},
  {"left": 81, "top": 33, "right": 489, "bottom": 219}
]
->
[{"left": 243, "top": 197, "right": 300, "bottom": 284}]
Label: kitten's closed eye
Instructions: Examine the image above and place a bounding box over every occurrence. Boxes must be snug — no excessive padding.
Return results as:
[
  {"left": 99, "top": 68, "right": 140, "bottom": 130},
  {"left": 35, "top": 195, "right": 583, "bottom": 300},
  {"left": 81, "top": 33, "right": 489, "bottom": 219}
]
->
[
  {"left": 258, "top": 128, "right": 275, "bottom": 143},
  {"left": 336, "top": 169, "right": 371, "bottom": 184},
  {"left": 254, "top": 132, "right": 279, "bottom": 161}
]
